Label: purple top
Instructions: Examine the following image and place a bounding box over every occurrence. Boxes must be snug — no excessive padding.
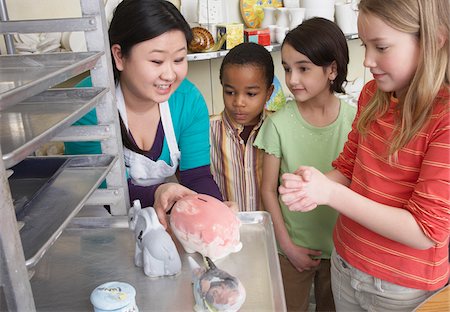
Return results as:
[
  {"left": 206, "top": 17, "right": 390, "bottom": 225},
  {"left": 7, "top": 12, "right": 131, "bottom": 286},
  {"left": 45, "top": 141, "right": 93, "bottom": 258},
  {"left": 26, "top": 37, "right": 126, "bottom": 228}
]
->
[{"left": 128, "top": 121, "right": 222, "bottom": 208}]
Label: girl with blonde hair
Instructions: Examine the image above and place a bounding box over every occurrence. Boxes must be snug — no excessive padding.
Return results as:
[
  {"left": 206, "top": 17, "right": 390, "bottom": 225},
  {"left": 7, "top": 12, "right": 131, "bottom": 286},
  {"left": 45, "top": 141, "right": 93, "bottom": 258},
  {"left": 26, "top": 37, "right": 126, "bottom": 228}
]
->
[{"left": 279, "top": 0, "right": 450, "bottom": 310}]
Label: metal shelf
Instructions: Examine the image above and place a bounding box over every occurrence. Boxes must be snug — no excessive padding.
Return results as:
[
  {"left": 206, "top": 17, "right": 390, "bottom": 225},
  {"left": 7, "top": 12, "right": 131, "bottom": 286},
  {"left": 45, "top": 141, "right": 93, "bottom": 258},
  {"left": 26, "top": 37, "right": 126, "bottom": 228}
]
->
[
  {"left": 186, "top": 34, "right": 358, "bottom": 61},
  {"left": 0, "top": 1, "right": 129, "bottom": 310},
  {"left": 1, "top": 87, "right": 107, "bottom": 169},
  {"left": 0, "top": 51, "right": 103, "bottom": 110},
  {"left": 9, "top": 155, "right": 117, "bottom": 268},
  {"left": 187, "top": 43, "right": 282, "bottom": 61},
  {"left": 1, "top": 17, "right": 98, "bottom": 34},
  {"left": 345, "top": 33, "right": 359, "bottom": 40}
]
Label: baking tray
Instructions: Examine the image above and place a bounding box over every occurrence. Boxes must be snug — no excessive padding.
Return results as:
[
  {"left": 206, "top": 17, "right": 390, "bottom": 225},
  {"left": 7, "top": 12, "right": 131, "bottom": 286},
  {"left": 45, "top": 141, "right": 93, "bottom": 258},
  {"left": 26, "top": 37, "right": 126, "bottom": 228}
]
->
[
  {"left": 0, "top": 51, "right": 103, "bottom": 109},
  {"left": 8, "top": 157, "right": 68, "bottom": 215},
  {"left": 30, "top": 212, "right": 287, "bottom": 311},
  {"left": 9, "top": 155, "right": 117, "bottom": 268},
  {"left": 1, "top": 87, "right": 106, "bottom": 169}
]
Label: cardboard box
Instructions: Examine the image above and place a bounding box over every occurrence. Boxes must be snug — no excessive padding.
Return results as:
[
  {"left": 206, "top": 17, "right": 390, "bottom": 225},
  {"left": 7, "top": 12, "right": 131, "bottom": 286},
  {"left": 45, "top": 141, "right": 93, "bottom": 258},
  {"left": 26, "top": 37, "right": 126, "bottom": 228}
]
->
[
  {"left": 217, "top": 23, "right": 244, "bottom": 50},
  {"left": 244, "top": 28, "right": 271, "bottom": 46}
]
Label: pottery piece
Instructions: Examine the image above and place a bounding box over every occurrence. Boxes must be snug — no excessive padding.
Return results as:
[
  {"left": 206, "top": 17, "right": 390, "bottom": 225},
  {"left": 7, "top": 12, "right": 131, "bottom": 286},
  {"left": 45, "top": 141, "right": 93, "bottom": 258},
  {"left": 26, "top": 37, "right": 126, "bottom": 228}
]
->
[
  {"left": 335, "top": 1, "right": 359, "bottom": 35},
  {"left": 188, "top": 27, "right": 215, "bottom": 52},
  {"left": 261, "top": 7, "right": 276, "bottom": 28},
  {"left": 288, "top": 7, "right": 306, "bottom": 30}
]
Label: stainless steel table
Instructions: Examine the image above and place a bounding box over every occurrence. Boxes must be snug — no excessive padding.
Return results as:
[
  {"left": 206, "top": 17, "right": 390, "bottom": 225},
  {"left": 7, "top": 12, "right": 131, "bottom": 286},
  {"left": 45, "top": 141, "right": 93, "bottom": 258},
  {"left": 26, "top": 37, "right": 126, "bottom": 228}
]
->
[{"left": 30, "top": 212, "right": 286, "bottom": 311}]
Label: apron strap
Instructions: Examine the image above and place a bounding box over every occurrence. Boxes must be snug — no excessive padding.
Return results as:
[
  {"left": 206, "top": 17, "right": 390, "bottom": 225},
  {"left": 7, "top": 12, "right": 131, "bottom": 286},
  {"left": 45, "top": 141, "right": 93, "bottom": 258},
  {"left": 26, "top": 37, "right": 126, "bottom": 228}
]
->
[{"left": 159, "top": 101, "right": 181, "bottom": 163}]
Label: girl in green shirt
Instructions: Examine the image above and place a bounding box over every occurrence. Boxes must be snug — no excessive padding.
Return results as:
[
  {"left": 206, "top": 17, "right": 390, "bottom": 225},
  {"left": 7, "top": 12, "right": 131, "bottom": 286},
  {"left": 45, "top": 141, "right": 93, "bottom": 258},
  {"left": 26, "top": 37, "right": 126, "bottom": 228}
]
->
[{"left": 254, "top": 17, "right": 356, "bottom": 311}]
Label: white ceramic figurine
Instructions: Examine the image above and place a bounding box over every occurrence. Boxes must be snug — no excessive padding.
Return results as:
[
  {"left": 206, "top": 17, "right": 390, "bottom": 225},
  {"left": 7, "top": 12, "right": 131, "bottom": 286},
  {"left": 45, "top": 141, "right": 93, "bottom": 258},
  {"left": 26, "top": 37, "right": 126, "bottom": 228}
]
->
[
  {"left": 188, "top": 256, "right": 246, "bottom": 312},
  {"left": 128, "top": 200, "right": 181, "bottom": 278}
]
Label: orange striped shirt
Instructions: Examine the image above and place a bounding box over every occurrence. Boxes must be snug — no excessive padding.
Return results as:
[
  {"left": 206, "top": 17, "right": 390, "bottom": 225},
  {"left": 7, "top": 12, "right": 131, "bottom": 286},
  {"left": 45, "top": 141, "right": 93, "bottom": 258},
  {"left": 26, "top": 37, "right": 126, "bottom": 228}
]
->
[
  {"left": 332, "top": 80, "right": 450, "bottom": 290},
  {"left": 209, "top": 111, "right": 266, "bottom": 211}
]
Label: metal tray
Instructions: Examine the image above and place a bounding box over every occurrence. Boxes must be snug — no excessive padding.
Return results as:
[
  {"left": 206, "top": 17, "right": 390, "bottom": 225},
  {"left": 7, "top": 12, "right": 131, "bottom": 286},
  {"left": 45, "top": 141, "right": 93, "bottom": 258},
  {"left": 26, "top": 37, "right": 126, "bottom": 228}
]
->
[
  {"left": 11, "top": 155, "right": 117, "bottom": 268},
  {"left": 8, "top": 157, "right": 68, "bottom": 215},
  {"left": 0, "top": 51, "right": 103, "bottom": 109},
  {"left": 1, "top": 87, "right": 106, "bottom": 168},
  {"left": 30, "top": 212, "right": 287, "bottom": 311}
]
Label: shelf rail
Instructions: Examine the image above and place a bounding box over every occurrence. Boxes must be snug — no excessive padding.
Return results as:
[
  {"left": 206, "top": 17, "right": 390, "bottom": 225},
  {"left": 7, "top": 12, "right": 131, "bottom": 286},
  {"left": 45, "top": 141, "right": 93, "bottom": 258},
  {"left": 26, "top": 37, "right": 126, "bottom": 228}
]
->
[
  {"left": 0, "top": 149, "right": 35, "bottom": 310},
  {"left": 0, "top": 0, "right": 129, "bottom": 310}
]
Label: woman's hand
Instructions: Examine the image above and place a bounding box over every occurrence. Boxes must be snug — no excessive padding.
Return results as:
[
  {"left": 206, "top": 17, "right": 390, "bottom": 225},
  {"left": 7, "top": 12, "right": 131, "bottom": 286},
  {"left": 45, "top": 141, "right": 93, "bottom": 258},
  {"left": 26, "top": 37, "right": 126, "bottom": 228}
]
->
[
  {"left": 154, "top": 183, "right": 197, "bottom": 228},
  {"left": 279, "top": 166, "right": 335, "bottom": 212},
  {"left": 223, "top": 201, "right": 239, "bottom": 213}
]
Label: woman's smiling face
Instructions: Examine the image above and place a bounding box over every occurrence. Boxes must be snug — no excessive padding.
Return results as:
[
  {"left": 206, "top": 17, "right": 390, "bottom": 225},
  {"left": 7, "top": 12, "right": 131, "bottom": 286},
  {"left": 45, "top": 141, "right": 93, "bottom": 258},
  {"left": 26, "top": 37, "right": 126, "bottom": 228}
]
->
[{"left": 113, "top": 30, "right": 188, "bottom": 105}]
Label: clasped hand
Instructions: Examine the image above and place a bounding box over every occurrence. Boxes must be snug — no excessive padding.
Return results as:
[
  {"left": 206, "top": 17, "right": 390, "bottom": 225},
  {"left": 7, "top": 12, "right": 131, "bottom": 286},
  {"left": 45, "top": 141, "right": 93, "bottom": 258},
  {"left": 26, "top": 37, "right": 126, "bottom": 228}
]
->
[{"left": 279, "top": 166, "right": 333, "bottom": 212}]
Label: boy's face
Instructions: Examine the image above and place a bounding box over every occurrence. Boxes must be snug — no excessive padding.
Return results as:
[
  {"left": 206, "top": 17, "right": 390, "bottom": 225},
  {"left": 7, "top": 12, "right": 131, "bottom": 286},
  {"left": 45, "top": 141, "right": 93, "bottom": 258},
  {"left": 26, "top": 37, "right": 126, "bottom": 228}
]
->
[{"left": 221, "top": 64, "right": 274, "bottom": 126}]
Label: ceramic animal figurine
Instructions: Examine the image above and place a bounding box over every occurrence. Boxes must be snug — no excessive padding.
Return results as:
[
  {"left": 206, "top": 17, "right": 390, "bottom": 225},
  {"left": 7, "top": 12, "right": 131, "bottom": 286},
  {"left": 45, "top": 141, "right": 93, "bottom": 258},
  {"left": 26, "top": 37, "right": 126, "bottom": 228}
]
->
[
  {"left": 188, "top": 256, "right": 246, "bottom": 312},
  {"left": 128, "top": 200, "right": 181, "bottom": 278}
]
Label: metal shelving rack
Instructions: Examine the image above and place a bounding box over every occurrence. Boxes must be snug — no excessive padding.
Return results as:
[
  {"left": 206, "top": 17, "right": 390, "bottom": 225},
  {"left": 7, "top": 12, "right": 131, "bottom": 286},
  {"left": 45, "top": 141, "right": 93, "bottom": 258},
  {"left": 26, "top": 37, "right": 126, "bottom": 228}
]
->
[{"left": 0, "top": 0, "right": 129, "bottom": 310}]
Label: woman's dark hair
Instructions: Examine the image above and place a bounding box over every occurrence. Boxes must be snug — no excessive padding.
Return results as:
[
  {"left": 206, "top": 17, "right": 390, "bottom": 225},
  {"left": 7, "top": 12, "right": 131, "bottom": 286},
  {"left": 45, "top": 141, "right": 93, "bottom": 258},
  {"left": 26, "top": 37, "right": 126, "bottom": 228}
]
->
[
  {"left": 219, "top": 42, "right": 274, "bottom": 88},
  {"left": 110, "top": 0, "right": 192, "bottom": 155},
  {"left": 109, "top": 0, "right": 192, "bottom": 82},
  {"left": 283, "top": 17, "right": 349, "bottom": 93}
]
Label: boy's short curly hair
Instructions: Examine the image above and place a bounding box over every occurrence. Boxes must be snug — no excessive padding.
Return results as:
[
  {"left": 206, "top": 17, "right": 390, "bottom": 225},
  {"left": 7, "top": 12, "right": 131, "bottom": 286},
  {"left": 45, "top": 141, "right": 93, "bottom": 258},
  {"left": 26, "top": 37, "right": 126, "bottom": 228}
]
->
[{"left": 219, "top": 42, "right": 274, "bottom": 88}]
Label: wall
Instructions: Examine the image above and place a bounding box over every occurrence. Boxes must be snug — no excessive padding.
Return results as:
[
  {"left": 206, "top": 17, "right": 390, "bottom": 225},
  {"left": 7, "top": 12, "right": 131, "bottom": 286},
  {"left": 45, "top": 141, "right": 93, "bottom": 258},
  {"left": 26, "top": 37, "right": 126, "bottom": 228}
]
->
[{"left": 2, "top": 0, "right": 369, "bottom": 114}]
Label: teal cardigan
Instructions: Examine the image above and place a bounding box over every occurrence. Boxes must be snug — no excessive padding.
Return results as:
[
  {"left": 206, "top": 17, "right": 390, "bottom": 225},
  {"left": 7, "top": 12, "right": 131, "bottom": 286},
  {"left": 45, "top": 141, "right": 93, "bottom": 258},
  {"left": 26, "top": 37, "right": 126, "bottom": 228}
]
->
[{"left": 65, "top": 78, "right": 211, "bottom": 171}]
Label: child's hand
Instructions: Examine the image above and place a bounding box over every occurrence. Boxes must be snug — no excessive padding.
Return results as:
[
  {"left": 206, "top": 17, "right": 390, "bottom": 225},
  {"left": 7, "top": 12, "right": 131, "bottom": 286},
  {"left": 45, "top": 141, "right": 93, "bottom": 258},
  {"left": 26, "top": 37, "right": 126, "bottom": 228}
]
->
[
  {"left": 279, "top": 166, "right": 333, "bottom": 212},
  {"left": 284, "top": 243, "right": 322, "bottom": 272}
]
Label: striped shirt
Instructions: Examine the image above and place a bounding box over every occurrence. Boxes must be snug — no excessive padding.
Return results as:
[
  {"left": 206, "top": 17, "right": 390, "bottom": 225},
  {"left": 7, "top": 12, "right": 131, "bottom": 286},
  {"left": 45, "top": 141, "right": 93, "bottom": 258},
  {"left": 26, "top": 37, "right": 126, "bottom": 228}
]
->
[
  {"left": 333, "top": 80, "right": 450, "bottom": 291},
  {"left": 210, "top": 111, "right": 267, "bottom": 211}
]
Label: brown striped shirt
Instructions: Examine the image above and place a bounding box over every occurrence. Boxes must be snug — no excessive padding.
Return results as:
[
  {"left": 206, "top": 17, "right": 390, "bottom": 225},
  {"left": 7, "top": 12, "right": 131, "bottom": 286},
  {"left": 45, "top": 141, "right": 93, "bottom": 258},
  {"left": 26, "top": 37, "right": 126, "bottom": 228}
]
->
[{"left": 209, "top": 111, "right": 267, "bottom": 211}]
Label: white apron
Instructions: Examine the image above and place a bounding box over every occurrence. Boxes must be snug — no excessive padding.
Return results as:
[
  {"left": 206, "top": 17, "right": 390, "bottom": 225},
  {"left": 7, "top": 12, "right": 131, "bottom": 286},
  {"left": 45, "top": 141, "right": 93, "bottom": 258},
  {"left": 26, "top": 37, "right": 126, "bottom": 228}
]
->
[{"left": 117, "top": 84, "right": 180, "bottom": 186}]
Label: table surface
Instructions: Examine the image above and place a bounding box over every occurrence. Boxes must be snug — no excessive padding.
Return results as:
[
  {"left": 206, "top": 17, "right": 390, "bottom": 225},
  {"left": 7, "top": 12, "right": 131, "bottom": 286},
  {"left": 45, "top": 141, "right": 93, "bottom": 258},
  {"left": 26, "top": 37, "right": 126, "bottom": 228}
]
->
[
  {"left": 414, "top": 285, "right": 449, "bottom": 312},
  {"left": 30, "top": 212, "right": 287, "bottom": 311}
]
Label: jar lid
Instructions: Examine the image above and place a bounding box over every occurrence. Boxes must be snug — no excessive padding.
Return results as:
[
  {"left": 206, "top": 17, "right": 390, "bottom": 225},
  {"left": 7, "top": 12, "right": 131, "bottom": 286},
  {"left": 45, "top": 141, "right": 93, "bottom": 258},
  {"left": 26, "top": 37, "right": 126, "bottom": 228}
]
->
[{"left": 90, "top": 281, "right": 136, "bottom": 311}]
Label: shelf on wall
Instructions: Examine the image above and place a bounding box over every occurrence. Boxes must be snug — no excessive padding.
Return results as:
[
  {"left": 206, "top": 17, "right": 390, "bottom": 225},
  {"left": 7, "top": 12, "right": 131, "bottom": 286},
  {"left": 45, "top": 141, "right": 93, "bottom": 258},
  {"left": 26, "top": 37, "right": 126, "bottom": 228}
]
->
[
  {"left": 0, "top": 88, "right": 107, "bottom": 169},
  {"left": 9, "top": 155, "right": 117, "bottom": 269},
  {"left": 0, "top": 52, "right": 103, "bottom": 110},
  {"left": 345, "top": 33, "right": 359, "bottom": 40},
  {"left": 186, "top": 33, "right": 358, "bottom": 62},
  {"left": 187, "top": 43, "right": 282, "bottom": 61}
]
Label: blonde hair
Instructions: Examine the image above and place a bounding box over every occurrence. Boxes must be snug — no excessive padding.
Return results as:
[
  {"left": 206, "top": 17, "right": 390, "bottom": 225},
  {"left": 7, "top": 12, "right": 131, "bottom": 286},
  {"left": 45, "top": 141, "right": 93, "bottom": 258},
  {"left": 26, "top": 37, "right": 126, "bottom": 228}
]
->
[{"left": 357, "top": 0, "right": 450, "bottom": 156}]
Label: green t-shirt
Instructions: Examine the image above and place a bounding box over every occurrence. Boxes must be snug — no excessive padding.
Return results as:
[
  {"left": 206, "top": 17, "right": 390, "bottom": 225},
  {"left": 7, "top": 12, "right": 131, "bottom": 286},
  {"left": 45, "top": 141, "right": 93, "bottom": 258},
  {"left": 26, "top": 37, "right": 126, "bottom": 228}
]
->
[{"left": 254, "top": 99, "right": 356, "bottom": 258}]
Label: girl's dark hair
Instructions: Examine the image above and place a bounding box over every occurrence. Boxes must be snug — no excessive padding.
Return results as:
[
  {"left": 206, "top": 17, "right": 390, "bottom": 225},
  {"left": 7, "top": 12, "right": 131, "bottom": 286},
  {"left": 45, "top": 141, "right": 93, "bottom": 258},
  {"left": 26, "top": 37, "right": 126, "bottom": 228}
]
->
[
  {"left": 283, "top": 17, "right": 349, "bottom": 93},
  {"left": 219, "top": 42, "right": 274, "bottom": 88},
  {"left": 108, "top": 0, "right": 192, "bottom": 82}
]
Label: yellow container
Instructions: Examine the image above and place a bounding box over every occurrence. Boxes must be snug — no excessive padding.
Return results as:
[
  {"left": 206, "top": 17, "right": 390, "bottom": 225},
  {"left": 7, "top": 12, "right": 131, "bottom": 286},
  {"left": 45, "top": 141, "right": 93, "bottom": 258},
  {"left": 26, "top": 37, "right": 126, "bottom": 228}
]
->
[{"left": 217, "top": 23, "right": 244, "bottom": 50}]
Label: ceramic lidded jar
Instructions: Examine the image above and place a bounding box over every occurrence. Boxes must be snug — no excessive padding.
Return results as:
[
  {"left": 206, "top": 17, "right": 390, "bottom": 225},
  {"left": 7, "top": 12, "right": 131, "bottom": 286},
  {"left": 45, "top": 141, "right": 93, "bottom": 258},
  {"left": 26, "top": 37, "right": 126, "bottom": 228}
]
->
[
  {"left": 90, "top": 281, "right": 138, "bottom": 312},
  {"left": 261, "top": 7, "right": 276, "bottom": 28},
  {"left": 276, "top": 8, "right": 290, "bottom": 28},
  {"left": 288, "top": 7, "right": 306, "bottom": 30}
]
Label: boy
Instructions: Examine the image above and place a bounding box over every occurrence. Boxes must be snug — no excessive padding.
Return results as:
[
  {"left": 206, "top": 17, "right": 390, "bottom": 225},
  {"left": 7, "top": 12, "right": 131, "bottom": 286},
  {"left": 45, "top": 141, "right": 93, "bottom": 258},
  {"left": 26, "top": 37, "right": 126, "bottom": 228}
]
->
[{"left": 210, "top": 42, "right": 274, "bottom": 211}]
